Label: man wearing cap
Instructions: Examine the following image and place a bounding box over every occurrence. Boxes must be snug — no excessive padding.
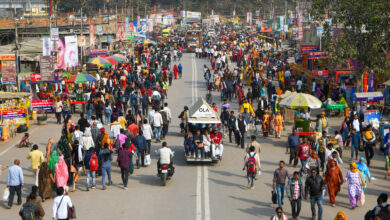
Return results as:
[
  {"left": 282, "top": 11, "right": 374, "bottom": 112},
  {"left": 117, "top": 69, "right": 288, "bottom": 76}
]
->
[{"left": 320, "top": 112, "right": 328, "bottom": 133}]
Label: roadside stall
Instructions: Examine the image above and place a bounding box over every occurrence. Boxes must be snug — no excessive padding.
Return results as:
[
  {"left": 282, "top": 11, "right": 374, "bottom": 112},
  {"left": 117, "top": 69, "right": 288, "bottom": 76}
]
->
[
  {"left": 185, "top": 98, "right": 221, "bottom": 163},
  {"left": 67, "top": 73, "right": 97, "bottom": 113},
  {"left": 0, "top": 92, "right": 31, "bottom": 141},
  {"left": 279, "top": 92, "right": 322, "bottom": 137}
]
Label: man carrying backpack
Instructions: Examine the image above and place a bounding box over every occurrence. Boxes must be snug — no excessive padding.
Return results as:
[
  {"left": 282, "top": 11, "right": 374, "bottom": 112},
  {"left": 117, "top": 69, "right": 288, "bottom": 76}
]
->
[
  {"left": 365, "top": 193, "right": 390, "bottom": 220},
  {"left": 243, "top": 146, "right": 261, "bottom": 189},
  {"left": 19, "top": 191, "right": 45, "bottom": 220},
  {"left": 83, "top": 148, "right": 97, "bottom": 191}
]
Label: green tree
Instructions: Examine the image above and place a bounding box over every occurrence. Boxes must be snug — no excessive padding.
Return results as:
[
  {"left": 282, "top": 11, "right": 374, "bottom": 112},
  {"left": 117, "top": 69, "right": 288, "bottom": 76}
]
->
[{"left": 311, "top": 0, "right": 390, "bottom": 86}]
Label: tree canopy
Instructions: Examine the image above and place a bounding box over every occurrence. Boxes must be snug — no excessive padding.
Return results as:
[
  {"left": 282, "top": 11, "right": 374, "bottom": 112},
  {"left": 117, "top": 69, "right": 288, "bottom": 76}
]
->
[{"left": 311, "top": 0, "right": 390, "bottom": 78}]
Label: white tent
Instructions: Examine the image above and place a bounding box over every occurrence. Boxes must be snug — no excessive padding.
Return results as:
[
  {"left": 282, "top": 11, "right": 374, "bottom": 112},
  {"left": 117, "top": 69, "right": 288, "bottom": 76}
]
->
[{"left": 187, "top": 98, "right": 220, "bottom": 124}]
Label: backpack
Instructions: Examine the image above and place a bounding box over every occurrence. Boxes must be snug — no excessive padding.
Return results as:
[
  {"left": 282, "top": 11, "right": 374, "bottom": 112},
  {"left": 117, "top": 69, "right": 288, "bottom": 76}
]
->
[
  {"left": 246, "top": 153, "right": 257, "bottom": 173},
  {"left": 131, "top": 94, "right": 137, "bottom": 105},
  {"left": 20, "top": 201, "right": 38, "bottom": 220},
  {"left": 378, "top": 204, "right": 390, "bottom": 219},
  {"left": 89, "top": 153, "right": 98, "bottom": 171}
]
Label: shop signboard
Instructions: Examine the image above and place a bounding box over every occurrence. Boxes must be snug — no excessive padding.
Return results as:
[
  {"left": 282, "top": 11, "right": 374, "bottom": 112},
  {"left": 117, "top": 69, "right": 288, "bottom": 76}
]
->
[
  {"left": 32, "top": 100, "right": 54, "bottom": 112},
  {"left": 1, "top": 108, "right": 27, "bottom": 125}
]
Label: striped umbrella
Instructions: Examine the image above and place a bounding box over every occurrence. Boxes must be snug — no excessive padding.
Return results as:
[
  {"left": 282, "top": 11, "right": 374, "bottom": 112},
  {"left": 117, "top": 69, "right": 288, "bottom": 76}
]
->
[
  {"left": 113, "top": 54, "right": 128, "bottom": 62},
  {"left": 68, "top": 73, "right": 97, "bottom": 84},
  {"left": 279, "top": 92, "right": 322, "bottom": 109},
  {"left": 87, "top": 57, "right": 111, "bottom": 67},
  {"left": 107, "top": 56, "right": 123, "bottom": 63},
  {"left": 107, "top": 57, "right": 119, "bottom": 65}
]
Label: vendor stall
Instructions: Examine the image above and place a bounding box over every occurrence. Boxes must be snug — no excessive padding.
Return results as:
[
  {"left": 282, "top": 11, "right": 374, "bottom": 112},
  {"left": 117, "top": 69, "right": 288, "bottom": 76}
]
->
[
  {"left": 0, "top": 92, "right": 31, "bottom": 141},
  {"left": 279, "top": 92, "right": 322, "bottom": 137}
]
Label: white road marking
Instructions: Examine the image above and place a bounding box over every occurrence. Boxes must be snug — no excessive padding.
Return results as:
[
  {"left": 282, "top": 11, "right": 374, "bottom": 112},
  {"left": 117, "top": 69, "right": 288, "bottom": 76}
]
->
[
  {"left": 192, "top": 53, "right": 196, "bottom": 105},
  {"left": 203, "top": 166, "right": 211, "bottom": 220},
  {"left": 193, "top": 54, "right": 198, "bottom": 100},
  {"left": 0, "top": 126, "right": 40, "bottom": 157},
  {"left": 196, "top": 166, "right": 202, "bottom": 220}
]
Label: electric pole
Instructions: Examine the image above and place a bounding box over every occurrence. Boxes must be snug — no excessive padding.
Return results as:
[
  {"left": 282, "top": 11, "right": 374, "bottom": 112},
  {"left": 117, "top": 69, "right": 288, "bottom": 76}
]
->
[{"left": 14, "top": 7, "right": 20, "bottom": 92}]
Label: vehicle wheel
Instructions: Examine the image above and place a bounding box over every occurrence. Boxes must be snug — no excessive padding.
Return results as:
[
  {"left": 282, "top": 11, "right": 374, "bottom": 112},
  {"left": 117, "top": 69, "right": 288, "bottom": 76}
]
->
[{"left": 162, "top": 173, "right": 167, "bottom": 186}]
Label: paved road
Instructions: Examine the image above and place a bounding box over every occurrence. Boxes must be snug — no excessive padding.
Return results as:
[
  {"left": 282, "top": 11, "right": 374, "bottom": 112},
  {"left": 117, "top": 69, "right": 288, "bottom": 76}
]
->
[{"left": 0, "top": 53, "right": 388, "bottom": 220}]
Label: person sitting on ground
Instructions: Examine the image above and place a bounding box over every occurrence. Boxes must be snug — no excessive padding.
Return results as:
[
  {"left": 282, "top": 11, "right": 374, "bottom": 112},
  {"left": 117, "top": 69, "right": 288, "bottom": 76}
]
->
[
  {"left": 270, "top": 207, "right": 288, "bottom": 220},
  {"left": 18, "top": 133, "right": 31, "bottom": 148}
]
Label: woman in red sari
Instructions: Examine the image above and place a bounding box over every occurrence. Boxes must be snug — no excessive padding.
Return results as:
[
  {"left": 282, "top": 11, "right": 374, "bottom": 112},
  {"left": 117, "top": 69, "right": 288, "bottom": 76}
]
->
[
  {"left": 324, "top": 159, "right": 344, "bottom": 206},
  {"left": 173, "top": 64, "right": 178, "bottom": 79}
]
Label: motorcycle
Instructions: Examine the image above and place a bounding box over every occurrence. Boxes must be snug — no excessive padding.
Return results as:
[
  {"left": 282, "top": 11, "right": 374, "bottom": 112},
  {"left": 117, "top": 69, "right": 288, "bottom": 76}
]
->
[{"left": 156, "top": 150, "right": 175, "bottom": 186}]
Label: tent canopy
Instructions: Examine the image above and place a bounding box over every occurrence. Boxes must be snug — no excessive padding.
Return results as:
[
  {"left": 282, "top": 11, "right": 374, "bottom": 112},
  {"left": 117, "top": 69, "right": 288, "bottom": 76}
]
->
[{"left": 188, "top": 98, "right": 220, "bottom": 124}]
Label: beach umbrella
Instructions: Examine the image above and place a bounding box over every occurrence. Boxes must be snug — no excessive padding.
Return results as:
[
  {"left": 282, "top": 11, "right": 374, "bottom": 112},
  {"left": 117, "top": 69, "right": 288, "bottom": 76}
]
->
[
  {"left": 87, "top": 57, "right": 111, "bottom": 67},
  {"left": 107, "top": 56, "right": 123, "bottom": 63},
  {"left": 279, "top": 92, "right": 322, "bottom": 109},
  {"left": 279, "top": 90, "right": 292, "bottom": 99},
  {"left": 68, "top": 73, "right": 97, "bottom": 84}
]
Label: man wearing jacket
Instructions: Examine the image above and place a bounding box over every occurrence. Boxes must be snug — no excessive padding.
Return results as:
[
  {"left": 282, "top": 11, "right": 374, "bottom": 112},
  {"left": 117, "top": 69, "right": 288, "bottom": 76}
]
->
[
  {"left": 305, "top": 168, "right": 325, "bottom": 220},
  {"left": 83, "top": 148, "right": 96, "bottom": 191},
  {"left": 286, "top": 171, "right": 304, "bottom": 220},
  {"left": 133, "top": 131, "right": 147, "bottom": 168},
  {"left": 227, "top": 111, "right": 238, "bottom": 144}
]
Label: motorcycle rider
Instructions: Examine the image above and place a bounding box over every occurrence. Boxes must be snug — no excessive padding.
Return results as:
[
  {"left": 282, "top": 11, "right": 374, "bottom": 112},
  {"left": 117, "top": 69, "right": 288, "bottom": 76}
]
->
[{"left": 157, "top": 141, "right": 174, "bottom": 175}]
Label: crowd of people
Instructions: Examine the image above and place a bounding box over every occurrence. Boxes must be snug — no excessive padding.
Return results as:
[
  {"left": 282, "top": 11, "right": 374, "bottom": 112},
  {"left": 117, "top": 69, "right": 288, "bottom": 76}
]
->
[
  {"left": 6, "top": 40, "right": 181, "bottom": 219},
  {"left": 190, "top": 25, "right": 389, "bottom": 220},
  {"left": 3, "top": 24, "right": 389, "bottom": 220}
]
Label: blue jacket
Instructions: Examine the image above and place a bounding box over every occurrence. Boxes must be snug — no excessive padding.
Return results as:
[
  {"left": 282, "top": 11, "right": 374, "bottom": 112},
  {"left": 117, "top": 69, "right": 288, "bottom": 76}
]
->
[
  {"left": 83, "top": 152, "right": 92, "bottom": 169},
  {"left": 133, "top": 135, "right": 147, "bottom": 151}
]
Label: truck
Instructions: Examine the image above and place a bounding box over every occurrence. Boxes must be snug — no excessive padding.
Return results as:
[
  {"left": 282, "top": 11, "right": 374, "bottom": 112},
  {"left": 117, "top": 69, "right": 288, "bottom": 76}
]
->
[{"left": 185, "top": 30, "right": 202, "bottom": 52}]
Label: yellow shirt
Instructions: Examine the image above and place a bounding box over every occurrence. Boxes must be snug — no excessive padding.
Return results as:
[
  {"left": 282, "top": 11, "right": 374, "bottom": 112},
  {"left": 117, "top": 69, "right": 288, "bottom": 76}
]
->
[
  {"left": 119, "top": 116, "right": 127, "bottom": 130},
  {"left": 240, "top": 103, "right": 254, "bottom": 114},
  {"left": 26, "top": 150, "right": 44, "bottom": 170}
]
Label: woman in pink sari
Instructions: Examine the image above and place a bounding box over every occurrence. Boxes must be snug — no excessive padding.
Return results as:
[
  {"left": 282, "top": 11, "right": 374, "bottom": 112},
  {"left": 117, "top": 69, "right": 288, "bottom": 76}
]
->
[{"left": 55, "top": 156, "right": 69, "bottom": 192}]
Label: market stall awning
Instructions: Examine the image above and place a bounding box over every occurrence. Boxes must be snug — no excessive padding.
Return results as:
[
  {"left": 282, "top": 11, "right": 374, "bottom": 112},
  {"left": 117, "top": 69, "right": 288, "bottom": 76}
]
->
[
  {"left": 383, "top": 80, "right": 390, "bottom": 86},
  {"left": 354, "top": 92, "right": 383, "bottom": 102},
  {"left": 0, "top": 92, "right": 31, "bottom": 100},
  {"left": 188, "top": 98, "right": 220, "bottom": 124}
]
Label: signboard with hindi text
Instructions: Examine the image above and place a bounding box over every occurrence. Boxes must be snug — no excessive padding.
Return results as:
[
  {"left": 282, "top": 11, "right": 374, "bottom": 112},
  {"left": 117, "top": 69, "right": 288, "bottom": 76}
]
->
[{"left": 40, "top": 56, "right": 56, "bottom": 81}]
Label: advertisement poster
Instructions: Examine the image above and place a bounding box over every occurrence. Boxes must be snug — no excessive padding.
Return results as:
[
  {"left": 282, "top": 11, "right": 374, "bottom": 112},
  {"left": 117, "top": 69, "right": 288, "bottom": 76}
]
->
[
  {"left": 78, "top": 36, "right": 86, "bottom": 47},
  {"left": 40, "top": 56, "right": 56, "bottom": 81},
  {"left": 102, "top": 24, "right": 115, "bottom": 33},
  {"left": 30, "top": 73, "right": 41, "bottom": 82},
  {"left": 64, "top": 36, "right": 78, "bottom": 68},
  {"left": 2, "top": 108, "right": 27, "bottom": 125},
  {"left": 116, "top": 23, "right": 126, "bottom": 41},
  {"left": 137, "top": 21, "right": 147, "bottom": 38},
  {"left": 42, "top": 38, "right": 52, "bottom": 56},
  {"left": 96, "top": 25, "right": 103, "bottom": 36},
  {"left": 50, "top": 28, "right": 59, "bottom": 41},
  {"left": 32, "top": 100, "right": 54, "bottom": 113},
  {"left": 90, "top": 24, "right": 95, "bottom": 48},
  {"left": 129, "top": 22, "right": 136, "bottom": 33},
  {"left": 125, "top": 17, "right": 129, "bottom": 33},
  {"left": 2, "top": 66, "right": 16, "bottom": 84}
]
